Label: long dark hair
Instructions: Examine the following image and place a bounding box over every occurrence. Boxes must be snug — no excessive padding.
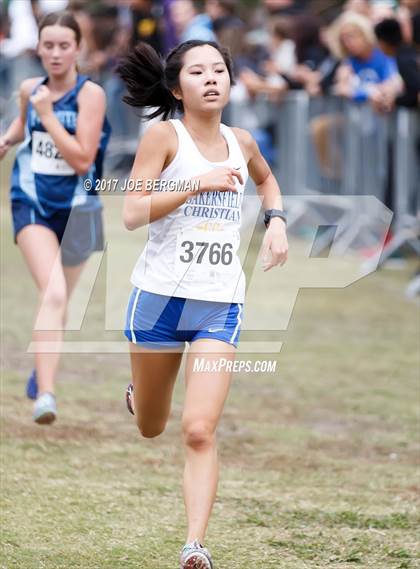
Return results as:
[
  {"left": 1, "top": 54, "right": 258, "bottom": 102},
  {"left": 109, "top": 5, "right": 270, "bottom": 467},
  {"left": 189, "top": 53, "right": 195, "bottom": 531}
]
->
[
  {"left": 38, "top": 11, "right": 82, "bottom": 45},
  {"left": 293, "top": 14, "right": 324, "bottom": 64},
  {"left": 116, "top": 40, "right": 235, "bottom": 120}
]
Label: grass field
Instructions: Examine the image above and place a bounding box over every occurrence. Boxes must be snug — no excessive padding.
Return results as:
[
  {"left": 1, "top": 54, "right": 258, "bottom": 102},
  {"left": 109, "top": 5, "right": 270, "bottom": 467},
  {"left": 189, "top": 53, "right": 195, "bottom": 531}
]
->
[{"left": 1, "top": 171, "right": 419, "bottom": 568}]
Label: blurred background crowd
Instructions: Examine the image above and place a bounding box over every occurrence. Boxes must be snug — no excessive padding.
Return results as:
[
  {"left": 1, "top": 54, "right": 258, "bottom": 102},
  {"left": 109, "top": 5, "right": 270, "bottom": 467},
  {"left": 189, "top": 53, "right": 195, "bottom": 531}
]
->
[
  {"left": 1, "top": 0, "right": 419, "bottom": 114},
  {"left": 1, "top": 0, "right": 419, "bottom": 292}
]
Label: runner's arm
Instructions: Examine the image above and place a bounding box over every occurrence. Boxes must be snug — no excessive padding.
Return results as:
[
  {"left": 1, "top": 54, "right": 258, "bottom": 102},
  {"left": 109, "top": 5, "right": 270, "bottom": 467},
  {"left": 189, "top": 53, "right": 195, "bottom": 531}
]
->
[
  {"left": 31, "top": 81, "right": 106, "bottom": 175},
  {"left": 234, "top": 127, "right": 288, "bottom": 271},
  {"left": 0, "top": 78, "right": 41, "bottom": 157},
  {"left": 236, "top": 128, "right": 286, "bottom": 226},
  {"left": 123, "top": 123, "right": 241, "bottom": 230}
]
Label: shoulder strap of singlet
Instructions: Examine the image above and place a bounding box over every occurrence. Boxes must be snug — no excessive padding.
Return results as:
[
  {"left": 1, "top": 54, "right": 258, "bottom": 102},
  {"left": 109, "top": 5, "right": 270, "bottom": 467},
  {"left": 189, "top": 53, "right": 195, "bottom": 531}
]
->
[
  {"left": 169, "top": 118, "right": 190, "bottom": 142},
  {"left": 29, "top": 74, "right": 90, "bottom": 100},
  {"left": 169, "top": 118, "right": 198, "bottom": 154},
  {"left": 170, "top": 119, "right": 248, "bottom": 168},
  {"left": 30, "top": 76, "right": 48, "bottom": 95},
  {"left": 220, "top": 123, "right": 248, "bottom": 168},
  {"left": 74, "top": 74, "right": 90, "bottom": 96}
]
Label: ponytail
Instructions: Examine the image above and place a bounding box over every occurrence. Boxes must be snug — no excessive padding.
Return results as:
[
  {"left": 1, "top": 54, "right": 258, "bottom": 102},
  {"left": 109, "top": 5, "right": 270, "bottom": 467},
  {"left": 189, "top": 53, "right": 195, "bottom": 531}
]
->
[
  {"left": 117, "top": 40, "right": 236, "bottom": 121},
  {"left": 117, "top": 43, "right": 179, "bottom": 120}
]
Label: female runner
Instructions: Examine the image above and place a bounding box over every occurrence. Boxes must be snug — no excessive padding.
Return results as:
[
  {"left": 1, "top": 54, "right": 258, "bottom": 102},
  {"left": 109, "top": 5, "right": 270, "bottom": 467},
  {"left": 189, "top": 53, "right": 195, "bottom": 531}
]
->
[
  {"left": 118, "top": 40, "right": 288, "bottom": 568},
  {"left": 0, "top": 11, "right": 110, "bottom": 424}
]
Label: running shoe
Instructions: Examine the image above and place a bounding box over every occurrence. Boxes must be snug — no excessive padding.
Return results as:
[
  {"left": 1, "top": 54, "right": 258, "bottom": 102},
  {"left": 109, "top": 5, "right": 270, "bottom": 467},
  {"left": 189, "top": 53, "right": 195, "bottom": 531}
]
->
[
  {"left": 33, "top": 392, "right": 57, "bottom": 425},
  {"left": 126, "top": 383, "right": 135, "bottom": 415},
  {"left": 26, "top": 369, "right": 38, "bottom": 400},
  {"left": 179, "top": 539, "right": 214, "bottom": 569}
]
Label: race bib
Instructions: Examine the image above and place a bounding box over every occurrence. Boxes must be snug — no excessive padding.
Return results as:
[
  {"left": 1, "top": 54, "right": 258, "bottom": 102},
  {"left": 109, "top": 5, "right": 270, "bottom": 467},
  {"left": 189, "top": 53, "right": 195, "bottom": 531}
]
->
[
  {"left": 175, "top": 227, "right": 240, "bottom": 281},
  {"left": 31, "top": 131, "right": 75, "bottom": 176}
]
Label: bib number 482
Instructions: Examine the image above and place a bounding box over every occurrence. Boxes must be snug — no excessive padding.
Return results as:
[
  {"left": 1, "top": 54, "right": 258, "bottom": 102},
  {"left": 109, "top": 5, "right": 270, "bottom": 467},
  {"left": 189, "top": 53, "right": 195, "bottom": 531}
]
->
[
  {"left": 31, "top": 131, "right": 75, "bottom": 175},
  {"left": 35, "top": 139, "right": 62, "bottom": 160}
]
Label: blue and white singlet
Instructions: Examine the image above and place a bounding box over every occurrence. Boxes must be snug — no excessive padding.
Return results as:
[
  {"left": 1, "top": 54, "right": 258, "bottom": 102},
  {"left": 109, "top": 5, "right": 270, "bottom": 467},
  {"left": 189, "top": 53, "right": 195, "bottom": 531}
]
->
[{"left": 10, "top": 74, "right": 111, "bottom": 216}]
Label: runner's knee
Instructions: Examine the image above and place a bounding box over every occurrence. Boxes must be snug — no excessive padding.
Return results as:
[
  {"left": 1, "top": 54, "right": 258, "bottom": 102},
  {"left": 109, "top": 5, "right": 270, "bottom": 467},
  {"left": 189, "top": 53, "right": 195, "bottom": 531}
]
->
[
  {"left": 182, "top": 419, "right": 216, "bottom": 449},
  {"left": 40, "top": 287, "right": 67, "bottom": 313},
  {"left": 136, "top": 418, "right": 166, "bottom": 439}
]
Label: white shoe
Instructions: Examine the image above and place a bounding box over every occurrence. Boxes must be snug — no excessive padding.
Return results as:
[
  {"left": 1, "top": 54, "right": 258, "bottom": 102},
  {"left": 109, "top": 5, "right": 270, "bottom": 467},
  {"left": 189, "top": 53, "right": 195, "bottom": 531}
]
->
[
  {"left": 179, "top": 539, "right": 214, "bottom": 569},
  {"left": 33, "top": 392, "right": 57, "bottom": 425}
]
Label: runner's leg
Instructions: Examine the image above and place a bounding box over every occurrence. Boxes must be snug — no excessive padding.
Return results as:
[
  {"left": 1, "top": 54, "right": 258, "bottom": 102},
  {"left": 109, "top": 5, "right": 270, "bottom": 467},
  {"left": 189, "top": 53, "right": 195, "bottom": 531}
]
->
[
  {"left": 182, "top": 338, "right": 236, "bottom": 544},
  {"left": 129, "top": 343, "right": 184, "bottom": 437},
  {"left": 17, "top": 225, "right": 67, "bottom": 395}
]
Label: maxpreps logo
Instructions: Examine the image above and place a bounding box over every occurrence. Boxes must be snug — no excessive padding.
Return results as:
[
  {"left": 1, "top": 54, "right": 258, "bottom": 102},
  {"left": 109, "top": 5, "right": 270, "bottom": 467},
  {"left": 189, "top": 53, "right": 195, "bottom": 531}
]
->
[{"left": 193, "top": 357, "right": 277, "bottom": 373}]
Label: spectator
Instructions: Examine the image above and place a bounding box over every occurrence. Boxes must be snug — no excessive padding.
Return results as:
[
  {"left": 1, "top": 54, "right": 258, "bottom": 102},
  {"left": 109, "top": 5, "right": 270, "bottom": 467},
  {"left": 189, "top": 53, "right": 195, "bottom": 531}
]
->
[
  {"left": 293, "top": 14, "right": 328, "bottom": 70},
  {"left": 279, "top": 14, "right": 339, "bottom": 96},
  {"left": 310, "top": 10, "right": 399, "bottom": 180},
  {"left": 130, "top": 0, "right": 163, "bottom": 54},
  {"left": 234, "top": 32, "right": 286, "bottom": 103},
  {"left": 330, "top": 12, "right": 402, "bottom": 112},
  {"left": 69, "top": 1, "right": 135, "bottom": 140},
  {"left": 31, "top": 0, "right": 69, "bottom": 20},
  {"left": 400, "top": 0, "right": 420, "bottom": 13},
  {"left": 343, "top": 0, "right": 371, "bottom": 18},
  {"left": 162, "top": 0, "right": 179, "bottom": 54},
  {"left": 170, "top": 0, "right": 216, "bottom": 43},
  {"left": 375, "top": 17, "right": 420, "bottom": 108},
  {"left": 205, "top": 0, "right": 243, "bottom": 35},
  {"left": 68, "top": 1, "right": 97, "bottom": 72},
  {"left": 0, "top": 0, "right": 43, "bottom": 117},
  {"left": 265, "top": 16, "right": 296, "bottom": 75},
  {"left": 374, "top": 15, "right": 419, "bottom": 219},
  {"left": 233, "top": 32, "right": 270, "bottom": 75},
  {"left": 235, "top": 13, "right": 339, "bottom": 100},
  {"left": 0, "top": 0, "right": 38, "bottom": 57},
  {"left": 205, "top": 0, "right": 245, "bottom": 58},
  {"left": 263, "top": 0, "right": 309, "bottom": 17},
  {"left": 397, "top": 0, "right": 420, "bottom": 47},
  {"left": 236, "top": 17, "right": 296, "bottom": 102},
  {"left": 69, "top": 2, "right": 121, "bottom": 80},
  {"left": 369, "top": 1, "right": 396, "bottom": 25}
]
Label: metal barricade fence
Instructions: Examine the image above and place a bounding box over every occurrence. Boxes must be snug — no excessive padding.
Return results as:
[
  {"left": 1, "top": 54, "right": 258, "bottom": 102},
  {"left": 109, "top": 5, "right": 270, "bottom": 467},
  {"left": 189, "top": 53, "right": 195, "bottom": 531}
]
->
[
  {"left": 1, "top": 57, "right": 418, "bottom": 261},
  {"left": 394, "top": 107, "right": 419, "bottom": 229},
  {"left": 228, "top": 92, "right": 418, "bottom": 260}
]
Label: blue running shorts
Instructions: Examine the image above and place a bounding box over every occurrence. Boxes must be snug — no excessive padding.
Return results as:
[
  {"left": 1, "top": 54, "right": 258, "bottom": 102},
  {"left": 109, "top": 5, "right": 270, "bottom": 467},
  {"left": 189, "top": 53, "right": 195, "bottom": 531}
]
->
[
  {"left": 124, "top": 288, "right": 244, "bottom": 349},
  {"left": 11, "top": 200, "right": 104, "bottom": 266}
]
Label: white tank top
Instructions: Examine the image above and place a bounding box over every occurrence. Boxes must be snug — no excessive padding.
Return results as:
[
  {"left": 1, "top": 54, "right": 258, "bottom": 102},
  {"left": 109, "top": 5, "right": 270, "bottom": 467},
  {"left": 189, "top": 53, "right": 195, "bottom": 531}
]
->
[{"left": 130, "top": 118, "right": 248, "bottom": 303}]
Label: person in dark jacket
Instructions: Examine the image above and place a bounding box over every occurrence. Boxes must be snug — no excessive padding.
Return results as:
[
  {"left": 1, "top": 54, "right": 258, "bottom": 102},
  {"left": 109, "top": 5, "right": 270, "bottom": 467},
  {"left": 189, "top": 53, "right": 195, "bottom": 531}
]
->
[{"left": 375, "top": 17, "right": 420, "bottom": 108}]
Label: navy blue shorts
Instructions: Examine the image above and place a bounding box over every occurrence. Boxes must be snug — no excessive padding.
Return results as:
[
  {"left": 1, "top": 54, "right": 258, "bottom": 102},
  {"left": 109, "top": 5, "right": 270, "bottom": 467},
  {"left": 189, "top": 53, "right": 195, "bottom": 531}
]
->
[
  {"left": 124, "top": 288, "right": 243, "bottom": 349},
  {"left": 11, "top": 200, "right": 104, "bottom": 266}
]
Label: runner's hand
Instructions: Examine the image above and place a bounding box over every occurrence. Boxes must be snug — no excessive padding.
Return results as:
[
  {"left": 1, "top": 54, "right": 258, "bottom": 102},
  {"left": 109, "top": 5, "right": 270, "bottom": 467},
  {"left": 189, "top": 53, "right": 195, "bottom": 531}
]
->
[
  {"left": 30, "top": 85, "right": 54, "bottom": 118},
  {"left": 193, "top": 167, "right": 243, "bottom": 193},
  {"left": 0, "top": 136, "right": 10, "bottom": 160},
  {"left": 261, "top": 217, "right": 288, "bottom": 271}
]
